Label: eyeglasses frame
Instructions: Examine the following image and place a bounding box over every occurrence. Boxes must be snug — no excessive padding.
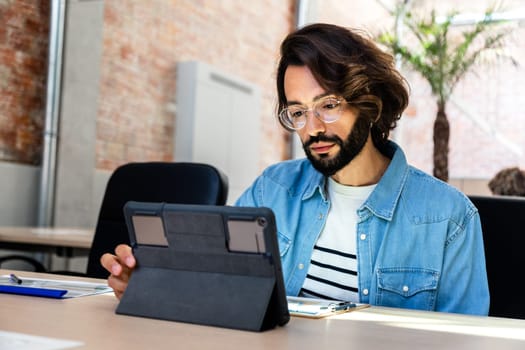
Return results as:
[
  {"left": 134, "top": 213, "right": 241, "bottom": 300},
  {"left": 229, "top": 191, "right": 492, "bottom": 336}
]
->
[{"left": 278, "top": 95, "right": 347, "bottom": 131}]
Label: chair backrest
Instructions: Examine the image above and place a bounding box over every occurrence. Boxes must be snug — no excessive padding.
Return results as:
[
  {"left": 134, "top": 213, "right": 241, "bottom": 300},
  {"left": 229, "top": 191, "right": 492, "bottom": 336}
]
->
[
  {"left": 86, "top": 162, "right": 228, "bottom": 278},
  {"left": 468, "top": 195, "right": 525, "bottom": 319}
]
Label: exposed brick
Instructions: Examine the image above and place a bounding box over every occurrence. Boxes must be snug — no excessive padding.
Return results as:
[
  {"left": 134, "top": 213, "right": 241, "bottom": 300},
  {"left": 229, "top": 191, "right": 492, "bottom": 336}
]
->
[
  {"left": 0, "top": 0, "right": 48, "bottom": 165},
  {"left": 96, "top": 0, "right": 294, "bottom": 172},
  {"left": 3, "top": 0, "right": 524, "bottom": 181}
]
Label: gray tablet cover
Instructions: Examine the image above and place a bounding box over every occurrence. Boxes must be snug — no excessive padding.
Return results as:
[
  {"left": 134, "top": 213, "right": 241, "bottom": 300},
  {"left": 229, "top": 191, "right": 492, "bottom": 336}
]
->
[{"left": 115, "top": 201, "right": 290, "bottom": 332}]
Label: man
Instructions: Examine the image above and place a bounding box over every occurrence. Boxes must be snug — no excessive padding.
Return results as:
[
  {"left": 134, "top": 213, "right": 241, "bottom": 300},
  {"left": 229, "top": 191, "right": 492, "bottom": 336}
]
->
[{"left": 101, "top": 23, "right": 489, "bottom": 315}]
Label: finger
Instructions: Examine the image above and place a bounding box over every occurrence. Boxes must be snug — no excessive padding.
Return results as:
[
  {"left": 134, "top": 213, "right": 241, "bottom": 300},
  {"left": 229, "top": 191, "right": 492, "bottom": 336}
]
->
[
  {"left": 100, "top": 252, "right": 122, "bottom": 276},
  {"left": 108, "top": 274, "right": 129, "bottom": 300},
  {"left": 115, "top": 244, "right": 136, "bottom": 268}
]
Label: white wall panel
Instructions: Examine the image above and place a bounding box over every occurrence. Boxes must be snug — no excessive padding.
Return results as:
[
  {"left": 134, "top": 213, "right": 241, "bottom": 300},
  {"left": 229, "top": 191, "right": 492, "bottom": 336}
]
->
[{"left": 175, "top": 61, "right": 261, "bottom": 203}]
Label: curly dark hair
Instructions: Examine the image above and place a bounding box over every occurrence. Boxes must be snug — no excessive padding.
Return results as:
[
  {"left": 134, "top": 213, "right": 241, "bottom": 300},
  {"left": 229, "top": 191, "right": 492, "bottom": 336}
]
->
[
  {"left": 488, "top": 167, "right": 525, "bottom": 196},
  {"left": 276, "top": 23, "right": 409, "bottom": 148}
]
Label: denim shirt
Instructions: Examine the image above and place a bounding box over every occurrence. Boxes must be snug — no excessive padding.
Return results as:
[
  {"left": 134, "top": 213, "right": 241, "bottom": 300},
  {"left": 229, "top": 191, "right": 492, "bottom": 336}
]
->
[{"left": 235, "top": 141, "right": 489, "bottom": 315}]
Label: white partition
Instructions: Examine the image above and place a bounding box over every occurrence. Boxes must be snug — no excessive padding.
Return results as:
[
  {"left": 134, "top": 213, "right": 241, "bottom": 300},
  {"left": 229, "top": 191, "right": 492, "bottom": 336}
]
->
[
  {"left": 175, "top": 61, "right": 261, "bottom": 203},
  {"left": 0, "top": 162, "right": 39, "bottom": 226}
]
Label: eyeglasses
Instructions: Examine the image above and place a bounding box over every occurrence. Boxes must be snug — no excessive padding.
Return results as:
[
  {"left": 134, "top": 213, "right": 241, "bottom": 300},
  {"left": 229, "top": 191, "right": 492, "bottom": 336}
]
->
[{"left": 279, "top": 95, "right": 346, "bottom": 131}]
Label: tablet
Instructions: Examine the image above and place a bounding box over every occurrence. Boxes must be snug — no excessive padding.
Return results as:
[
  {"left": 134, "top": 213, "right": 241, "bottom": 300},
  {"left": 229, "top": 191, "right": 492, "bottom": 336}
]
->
[{"left": 116, "top": 201, "right": 290, "bottom": 332}]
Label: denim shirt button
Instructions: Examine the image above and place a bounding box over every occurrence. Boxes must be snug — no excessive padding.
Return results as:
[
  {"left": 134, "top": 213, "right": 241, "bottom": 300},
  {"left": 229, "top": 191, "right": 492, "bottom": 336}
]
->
[
  {"left": 362, "top": 288, "right": 369, "bottom": 295},
  {"left": 298, "top": 263, "right": 304, "bottom": 270},
  {"left": 360, "top": 233, "right": 367, "bottom": 240},
  {"left": 318, "top": 213, "right": 323, "bottom": 220},
  {"left": 403, "top": 285, "right": 409, "bottom": 292}
]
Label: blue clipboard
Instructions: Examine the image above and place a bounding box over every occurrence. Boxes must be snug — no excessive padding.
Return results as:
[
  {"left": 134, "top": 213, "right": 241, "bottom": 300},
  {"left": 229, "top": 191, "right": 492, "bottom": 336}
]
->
[{"left": 0, "top": 285, "right": 67, "bottom": 298}]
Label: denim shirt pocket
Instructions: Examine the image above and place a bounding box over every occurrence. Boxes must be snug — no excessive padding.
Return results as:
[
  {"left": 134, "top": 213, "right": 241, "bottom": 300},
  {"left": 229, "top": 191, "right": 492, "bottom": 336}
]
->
[{"left": 376, "top": 268, "right": 439, "bottom": 311}]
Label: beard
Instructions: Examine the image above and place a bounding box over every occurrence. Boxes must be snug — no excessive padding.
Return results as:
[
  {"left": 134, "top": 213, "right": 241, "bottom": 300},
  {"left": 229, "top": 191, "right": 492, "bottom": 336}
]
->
[{"left": 302, "top": 117, "right": 371, "bottom": 177}]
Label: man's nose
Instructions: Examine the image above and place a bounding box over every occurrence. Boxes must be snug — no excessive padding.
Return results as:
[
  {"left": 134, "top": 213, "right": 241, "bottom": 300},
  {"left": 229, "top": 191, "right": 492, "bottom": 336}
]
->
[{"left": 304, "top": 110, "right": 325, "bottom": 136}]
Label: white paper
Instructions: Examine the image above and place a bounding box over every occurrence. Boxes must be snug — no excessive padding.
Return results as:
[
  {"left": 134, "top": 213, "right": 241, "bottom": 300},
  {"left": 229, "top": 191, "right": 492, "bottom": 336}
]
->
[
  {"left": 0, "top": 274, "right": 113, "bottom": 298},
  {"left": 0, "top": 330, "right": 83, "bottom": 350},
  {"left": 287, "top": 296, "right": 356, "bottom": 317}
]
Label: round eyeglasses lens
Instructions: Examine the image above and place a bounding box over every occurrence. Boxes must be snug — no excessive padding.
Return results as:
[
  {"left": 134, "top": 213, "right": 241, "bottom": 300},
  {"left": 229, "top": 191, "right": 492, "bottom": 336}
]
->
[{"left": 314, "top": 97, "right": 342, "bottom": 123}]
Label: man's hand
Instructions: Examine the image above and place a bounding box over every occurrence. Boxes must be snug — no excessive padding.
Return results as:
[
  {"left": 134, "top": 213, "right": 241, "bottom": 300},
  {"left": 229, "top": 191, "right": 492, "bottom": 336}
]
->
[{"left": 100, "top": 244, "right": 136, "bottom": 300}]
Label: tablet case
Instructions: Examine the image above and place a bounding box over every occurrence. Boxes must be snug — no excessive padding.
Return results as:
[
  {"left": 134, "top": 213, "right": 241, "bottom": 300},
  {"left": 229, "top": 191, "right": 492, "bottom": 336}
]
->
[{"left": 115, "top": 201, "right": 290, "bottom": 332}]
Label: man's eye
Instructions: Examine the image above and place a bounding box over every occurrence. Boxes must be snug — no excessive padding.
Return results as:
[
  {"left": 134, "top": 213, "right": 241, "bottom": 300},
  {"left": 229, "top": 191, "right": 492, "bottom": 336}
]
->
[
  {"left": 290, "top": 110, "right": 305, "bottom": 118},
  {"left": 321, "top": 99, "right": 339, "bottom": 110}
]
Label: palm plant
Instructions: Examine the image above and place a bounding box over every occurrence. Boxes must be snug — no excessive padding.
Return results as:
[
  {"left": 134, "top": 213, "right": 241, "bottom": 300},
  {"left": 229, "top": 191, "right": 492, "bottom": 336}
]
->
[{"left": 378, "top": 3, "right": 514, "bottom": 182}]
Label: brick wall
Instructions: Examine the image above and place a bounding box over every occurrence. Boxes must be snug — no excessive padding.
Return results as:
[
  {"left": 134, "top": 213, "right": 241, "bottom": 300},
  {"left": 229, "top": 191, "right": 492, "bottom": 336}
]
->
[
  {"left": 96, "top": 0, "right": 295, "bottom": 171},
  {"left": 2, "top": 0, "right": 523, "bottom": 181},
  {"left": 0, "top": 0, "right": 49, "bottom": 165}
]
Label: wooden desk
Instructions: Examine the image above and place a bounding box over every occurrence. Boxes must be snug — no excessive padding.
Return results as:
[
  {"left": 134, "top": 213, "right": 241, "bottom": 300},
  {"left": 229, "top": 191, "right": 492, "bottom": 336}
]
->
[
  {"left": 1, "top": 270, "right": 524, "bottom": 349},
  {"left": 0, "top": 226, "right": 93, "bottom": 256}
]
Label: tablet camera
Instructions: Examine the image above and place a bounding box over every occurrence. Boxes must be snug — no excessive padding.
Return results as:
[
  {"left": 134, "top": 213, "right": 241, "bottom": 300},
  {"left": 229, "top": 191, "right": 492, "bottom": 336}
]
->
[{"left": 256, "top": 217, "right": 267, "bottom": 227}]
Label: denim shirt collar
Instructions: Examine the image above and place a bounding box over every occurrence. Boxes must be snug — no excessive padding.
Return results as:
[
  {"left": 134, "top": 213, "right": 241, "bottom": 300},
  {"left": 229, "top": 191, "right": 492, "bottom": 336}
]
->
[
  {"left": 301, "top": 141, "right": 408, "bottom": 220},
  {"left": 301, "top": 168, "right": 327, "bottom": 202},
  {"left": 362, "top": 141, "right": 408, "bottom": 221}
]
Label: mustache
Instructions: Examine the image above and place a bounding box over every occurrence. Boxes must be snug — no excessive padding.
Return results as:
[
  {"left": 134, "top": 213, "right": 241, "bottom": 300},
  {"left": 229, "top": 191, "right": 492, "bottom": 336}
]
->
[{"left": 303, "top": 133, "right": 342, "bottom": 148}]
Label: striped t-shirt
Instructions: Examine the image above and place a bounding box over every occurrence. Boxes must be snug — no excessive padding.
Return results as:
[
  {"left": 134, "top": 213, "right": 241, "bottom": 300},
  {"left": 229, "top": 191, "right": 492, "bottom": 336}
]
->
[{"left": 300, "top": 177, "right": 375, "bottom": 302}]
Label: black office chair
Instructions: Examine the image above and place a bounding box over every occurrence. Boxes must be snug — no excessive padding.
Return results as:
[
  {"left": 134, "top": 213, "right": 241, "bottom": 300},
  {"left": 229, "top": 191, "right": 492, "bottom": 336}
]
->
[
  {"left": 469, "top": 195, "right": 525, "bottom": 319},
  {"left": 0, "top": 255, "right": 47, "bottom": 272},
  {"left": 85, "top": 162, "right": 228, "bottom": 278},
  {"left": 1, "top": 162, "right": 228, "bottom": 279}
]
